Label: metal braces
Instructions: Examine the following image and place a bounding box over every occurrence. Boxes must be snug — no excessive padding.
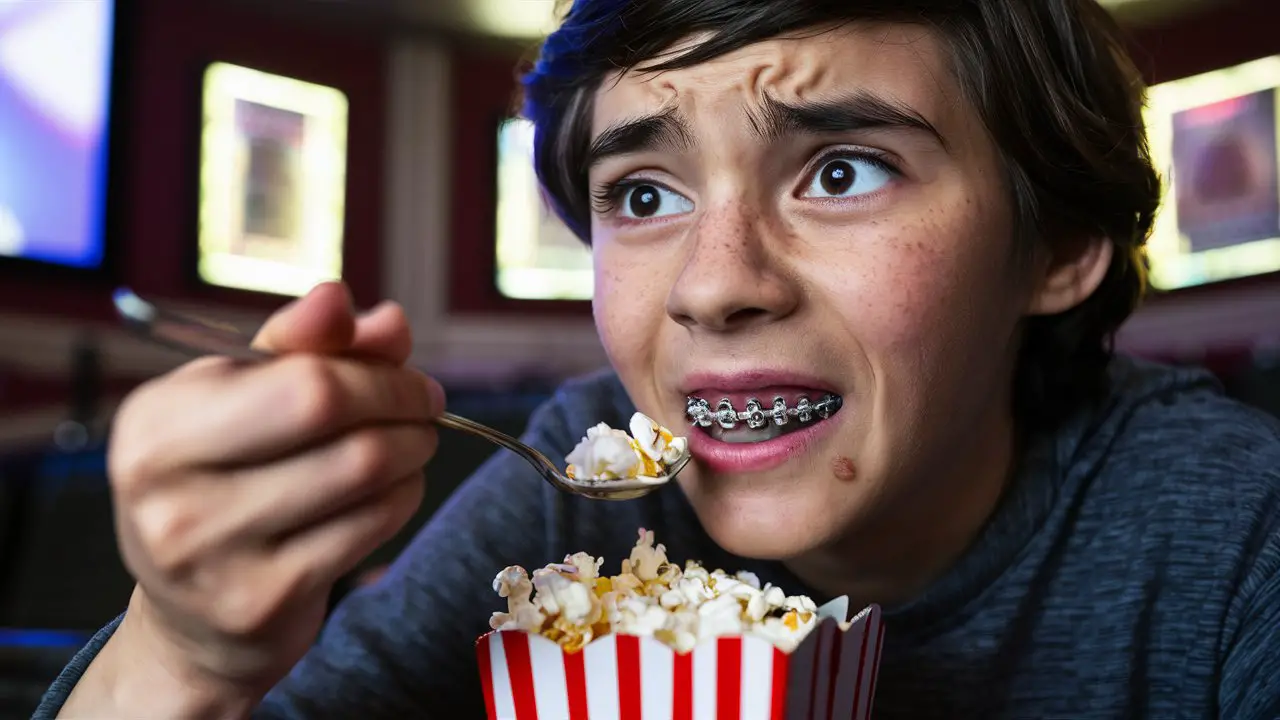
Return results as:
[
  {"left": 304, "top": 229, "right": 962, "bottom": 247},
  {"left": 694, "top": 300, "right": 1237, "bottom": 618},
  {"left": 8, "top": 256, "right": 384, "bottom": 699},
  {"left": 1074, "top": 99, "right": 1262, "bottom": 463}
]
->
[{"left": 685, "top": 394, "right": 843, "bottom": 430}]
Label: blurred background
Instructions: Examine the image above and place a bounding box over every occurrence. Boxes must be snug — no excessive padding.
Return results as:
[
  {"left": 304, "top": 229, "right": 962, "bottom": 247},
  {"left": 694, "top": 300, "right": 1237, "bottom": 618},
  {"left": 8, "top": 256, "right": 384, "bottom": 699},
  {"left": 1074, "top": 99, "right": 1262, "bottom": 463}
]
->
[{"left": 0, "top": 0, "right": 1278, "bottom": 714}]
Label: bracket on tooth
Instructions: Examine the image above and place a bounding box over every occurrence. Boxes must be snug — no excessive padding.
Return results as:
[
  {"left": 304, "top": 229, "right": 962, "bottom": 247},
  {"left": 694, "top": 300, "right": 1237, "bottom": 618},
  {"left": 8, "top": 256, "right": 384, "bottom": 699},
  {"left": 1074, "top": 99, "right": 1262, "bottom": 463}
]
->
[
  {"left": 715, "top": 399, "right": 737, "bottom": 429},
  {"left": 688, "top": 398, "right": 714, "bottom": 428},
  {"left": 770, "top": 398, "right": 788, "bottom": 426},
  {"left": 686, "top": 393, "right": 843, "bottom": 430}
]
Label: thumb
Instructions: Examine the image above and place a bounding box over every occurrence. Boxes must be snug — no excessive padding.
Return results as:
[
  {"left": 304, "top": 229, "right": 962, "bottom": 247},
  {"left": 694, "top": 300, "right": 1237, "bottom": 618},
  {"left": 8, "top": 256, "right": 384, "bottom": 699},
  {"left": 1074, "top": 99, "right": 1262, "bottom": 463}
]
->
[{"left": 252, "top": 282, "right": 357, "bottom": 354}]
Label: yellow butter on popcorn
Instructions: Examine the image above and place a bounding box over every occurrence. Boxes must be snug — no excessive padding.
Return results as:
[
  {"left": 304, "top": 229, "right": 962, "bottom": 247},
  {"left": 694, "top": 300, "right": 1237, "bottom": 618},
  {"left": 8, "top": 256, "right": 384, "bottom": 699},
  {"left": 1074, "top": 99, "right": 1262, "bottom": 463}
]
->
[
  {"left": 490, "top": 529, "right": 819, "bottom": 653},
  {"left": 564, "top": 412, "right": 689, "bottom": 482}
]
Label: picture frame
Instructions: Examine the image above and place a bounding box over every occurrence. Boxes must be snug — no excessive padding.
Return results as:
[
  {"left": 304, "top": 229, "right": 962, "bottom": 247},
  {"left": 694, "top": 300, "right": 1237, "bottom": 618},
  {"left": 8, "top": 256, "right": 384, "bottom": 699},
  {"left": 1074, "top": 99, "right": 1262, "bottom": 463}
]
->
[
  {"left": 1144, "top": 54, "right": 1280, "bottom": 291},
  {"left": 197, "top": 61, "right": 349, "bottom": 297}
]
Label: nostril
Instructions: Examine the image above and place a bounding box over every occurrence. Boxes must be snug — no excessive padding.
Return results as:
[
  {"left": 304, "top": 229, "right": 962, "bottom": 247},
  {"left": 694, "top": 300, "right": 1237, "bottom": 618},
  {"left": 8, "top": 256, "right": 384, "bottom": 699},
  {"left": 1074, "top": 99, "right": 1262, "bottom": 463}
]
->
[
  {"left": 666, "top": 306, "right": 769, "bottom": 332},
  {"left": 721, "top": 306, "right": 770, "bottom": 330}
]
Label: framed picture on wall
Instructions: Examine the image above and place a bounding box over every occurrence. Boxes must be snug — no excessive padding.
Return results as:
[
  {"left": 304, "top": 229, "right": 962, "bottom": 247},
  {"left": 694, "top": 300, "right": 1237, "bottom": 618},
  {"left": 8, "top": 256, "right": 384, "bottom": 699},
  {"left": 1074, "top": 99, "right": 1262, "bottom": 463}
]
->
[
  {"left": 447, "top": 50, "right": 592, "bottom": 316},
  {"left": 197, "top": 61, "right": 349, "bottom": 297},
  {"left": 1145, "top": 54, "right": 1280, "bottom": 291},
  {"left": 494, "top": 117, "right": 593, "bottom": 301}
]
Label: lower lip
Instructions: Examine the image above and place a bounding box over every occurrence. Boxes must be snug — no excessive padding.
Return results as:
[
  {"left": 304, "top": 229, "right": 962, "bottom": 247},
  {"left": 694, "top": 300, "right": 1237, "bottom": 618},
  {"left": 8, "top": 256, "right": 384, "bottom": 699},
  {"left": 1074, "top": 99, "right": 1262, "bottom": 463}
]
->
[{"left": 687, "top": 415, "right": 841, "bottom": 474}]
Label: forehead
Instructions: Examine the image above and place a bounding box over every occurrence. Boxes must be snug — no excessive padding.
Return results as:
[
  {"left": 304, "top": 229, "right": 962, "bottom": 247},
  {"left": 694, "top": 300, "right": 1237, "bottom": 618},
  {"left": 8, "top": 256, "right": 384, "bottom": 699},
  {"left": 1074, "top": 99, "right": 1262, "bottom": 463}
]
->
[{"left": 592, "top": 23, "right": 961, "bottom": 138}]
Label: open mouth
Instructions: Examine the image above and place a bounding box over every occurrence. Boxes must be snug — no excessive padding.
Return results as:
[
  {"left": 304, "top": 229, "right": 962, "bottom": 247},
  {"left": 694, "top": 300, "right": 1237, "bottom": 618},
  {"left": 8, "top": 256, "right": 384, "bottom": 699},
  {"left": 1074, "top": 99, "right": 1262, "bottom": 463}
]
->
[{"left": 686, "top": 390, "right": 843, "bottom": 444}]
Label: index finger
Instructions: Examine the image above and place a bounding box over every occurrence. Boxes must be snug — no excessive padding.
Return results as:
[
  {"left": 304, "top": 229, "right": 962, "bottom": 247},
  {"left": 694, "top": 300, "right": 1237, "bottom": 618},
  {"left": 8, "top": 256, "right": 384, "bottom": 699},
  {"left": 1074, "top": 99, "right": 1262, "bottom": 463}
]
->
[
  {"left": 347, "top": 301, "right": 413, "bottom": 366},
  {"left": 252, "top": 282, "right": 356, "bottom": 355},
  {"left": 127, "top": 355, "right": 446, "bottom": 471}
]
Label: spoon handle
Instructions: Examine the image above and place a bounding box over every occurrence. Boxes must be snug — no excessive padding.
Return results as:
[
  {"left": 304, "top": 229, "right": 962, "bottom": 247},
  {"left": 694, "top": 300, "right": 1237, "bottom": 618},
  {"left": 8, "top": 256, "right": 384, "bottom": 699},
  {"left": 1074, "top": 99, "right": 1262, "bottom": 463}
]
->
[{"left": 112, "top": 287, "right": 546, "bottom": 459}]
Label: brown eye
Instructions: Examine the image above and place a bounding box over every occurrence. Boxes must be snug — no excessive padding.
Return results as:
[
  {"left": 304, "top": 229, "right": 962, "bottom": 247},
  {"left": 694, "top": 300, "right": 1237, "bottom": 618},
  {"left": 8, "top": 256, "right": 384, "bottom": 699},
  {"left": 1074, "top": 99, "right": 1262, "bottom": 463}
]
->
[
  {"left": 819, "top": 160, "right": 856, "bottom": 195},
  {"left": 618, "top": 183, "right": 694, "bottom": 219},
  {"left": 628, "top": 185, "right": 662, "bottom": 217},
  {"left": 801, "top": 154, "right": 895, "bottom": 200}
]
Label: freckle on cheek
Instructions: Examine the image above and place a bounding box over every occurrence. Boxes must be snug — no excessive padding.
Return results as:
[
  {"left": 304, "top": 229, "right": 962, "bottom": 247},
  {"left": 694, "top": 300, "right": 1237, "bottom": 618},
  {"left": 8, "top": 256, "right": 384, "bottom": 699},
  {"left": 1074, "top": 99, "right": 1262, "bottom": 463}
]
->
[{"left": 833, "top": 456, "right": 857, "bottom": 482}]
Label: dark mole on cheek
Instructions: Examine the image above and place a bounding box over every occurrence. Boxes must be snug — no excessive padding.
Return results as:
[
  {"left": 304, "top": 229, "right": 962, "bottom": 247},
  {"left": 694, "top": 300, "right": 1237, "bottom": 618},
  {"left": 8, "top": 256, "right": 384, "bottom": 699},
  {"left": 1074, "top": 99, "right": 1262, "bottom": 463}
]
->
[{"left": 833, "top": 456, "right": 857, "bottom": 482}]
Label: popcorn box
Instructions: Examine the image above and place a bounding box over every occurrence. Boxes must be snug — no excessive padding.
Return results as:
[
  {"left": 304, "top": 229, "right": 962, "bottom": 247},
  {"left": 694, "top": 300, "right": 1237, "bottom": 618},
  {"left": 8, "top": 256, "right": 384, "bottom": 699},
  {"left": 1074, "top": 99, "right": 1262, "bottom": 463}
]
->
[{"left": 476, "top": 598, "right": 883, "bottom": 720}]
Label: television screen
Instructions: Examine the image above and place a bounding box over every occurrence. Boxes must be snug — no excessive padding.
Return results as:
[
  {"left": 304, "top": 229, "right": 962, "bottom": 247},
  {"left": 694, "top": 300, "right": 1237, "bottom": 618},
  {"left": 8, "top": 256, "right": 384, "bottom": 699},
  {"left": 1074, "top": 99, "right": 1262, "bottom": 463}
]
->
[
  {"left": 0, "top": 0, "right": 116, "bottom": 269},
  {"left": 1145, "top": 55, "right": 1280, "bottom": 290},
  {"left": 197, "top": 62, "right": 349, "bottom": 298},
  {"left": 494, "top": 117, "right": 593, "bottom": 301}
]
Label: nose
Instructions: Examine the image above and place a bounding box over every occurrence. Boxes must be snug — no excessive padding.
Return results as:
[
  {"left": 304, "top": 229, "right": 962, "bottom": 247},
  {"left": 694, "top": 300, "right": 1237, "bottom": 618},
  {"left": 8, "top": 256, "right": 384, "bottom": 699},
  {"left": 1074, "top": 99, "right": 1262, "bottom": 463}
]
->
[{"left": 665, "top": 201, "right": 800, "bottom": 332}]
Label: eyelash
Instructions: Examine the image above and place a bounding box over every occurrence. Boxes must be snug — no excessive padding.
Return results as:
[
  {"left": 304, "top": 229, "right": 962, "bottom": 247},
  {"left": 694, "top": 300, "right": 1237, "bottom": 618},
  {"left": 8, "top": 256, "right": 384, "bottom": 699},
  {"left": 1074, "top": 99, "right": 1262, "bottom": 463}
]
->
[{"left": 589, "top": 148, "right": 902, "bottom": 216}]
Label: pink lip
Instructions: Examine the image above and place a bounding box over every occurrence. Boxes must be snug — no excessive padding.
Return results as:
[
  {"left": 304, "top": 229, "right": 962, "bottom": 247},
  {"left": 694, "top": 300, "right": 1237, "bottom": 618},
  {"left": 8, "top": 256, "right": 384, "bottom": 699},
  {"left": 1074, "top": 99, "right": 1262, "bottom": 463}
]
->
[
  {"left": 679, "top": 369, "right": 839, "bottom": 397},
  {"left": 678, "top": 368, "right": 845, "bottom": 473},
  {"left": 688, "top": 412, "right": 841, "bottom": 474}
]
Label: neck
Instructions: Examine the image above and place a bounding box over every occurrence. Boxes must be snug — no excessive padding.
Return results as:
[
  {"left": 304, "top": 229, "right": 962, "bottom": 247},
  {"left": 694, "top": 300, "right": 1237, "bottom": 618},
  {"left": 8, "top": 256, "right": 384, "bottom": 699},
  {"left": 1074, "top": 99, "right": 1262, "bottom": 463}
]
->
[{"left": 786, "top": 403, "right": 1019, "bottom": 608}]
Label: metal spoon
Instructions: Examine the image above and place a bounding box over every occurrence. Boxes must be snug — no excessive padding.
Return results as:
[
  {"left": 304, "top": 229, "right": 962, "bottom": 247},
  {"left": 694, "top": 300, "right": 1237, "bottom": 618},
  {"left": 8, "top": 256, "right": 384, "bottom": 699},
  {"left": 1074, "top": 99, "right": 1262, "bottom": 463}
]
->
[{"left": 111, "top": 288, "right": 688, "bottom": 501}]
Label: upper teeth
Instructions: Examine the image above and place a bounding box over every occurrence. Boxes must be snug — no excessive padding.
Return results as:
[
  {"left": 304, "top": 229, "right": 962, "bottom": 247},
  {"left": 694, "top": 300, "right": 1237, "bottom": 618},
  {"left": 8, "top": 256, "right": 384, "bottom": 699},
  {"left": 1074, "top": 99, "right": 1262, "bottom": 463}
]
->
[{"left": 686, "top": 394, "right": 843, "bottom": 430}]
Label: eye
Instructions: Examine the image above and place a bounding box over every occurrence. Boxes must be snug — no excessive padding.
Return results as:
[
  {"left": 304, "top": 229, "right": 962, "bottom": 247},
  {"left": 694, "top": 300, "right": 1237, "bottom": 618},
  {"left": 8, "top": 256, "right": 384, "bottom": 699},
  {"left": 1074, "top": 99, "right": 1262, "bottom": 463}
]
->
[
  {"left": 800, "top": 154, "right": 895, "bottom": 200},
  {"left": 618, "top": 183, "right": 694, "bottom": 220}
]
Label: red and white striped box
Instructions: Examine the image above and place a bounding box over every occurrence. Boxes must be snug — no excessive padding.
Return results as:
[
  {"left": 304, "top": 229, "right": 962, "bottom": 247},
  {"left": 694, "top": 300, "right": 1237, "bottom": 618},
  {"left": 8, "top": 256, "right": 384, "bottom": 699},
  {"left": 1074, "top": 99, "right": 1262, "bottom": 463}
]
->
[{"left": 476, "top": 600, "right": 883, "bottom": 720}]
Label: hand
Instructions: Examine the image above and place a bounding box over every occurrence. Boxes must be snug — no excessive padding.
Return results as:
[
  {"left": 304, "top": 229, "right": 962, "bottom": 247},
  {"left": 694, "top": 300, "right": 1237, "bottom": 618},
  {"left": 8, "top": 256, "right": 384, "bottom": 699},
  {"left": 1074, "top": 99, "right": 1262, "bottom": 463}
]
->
[{"left": 95, "top": 283, "right": 442, "bottom": 707}]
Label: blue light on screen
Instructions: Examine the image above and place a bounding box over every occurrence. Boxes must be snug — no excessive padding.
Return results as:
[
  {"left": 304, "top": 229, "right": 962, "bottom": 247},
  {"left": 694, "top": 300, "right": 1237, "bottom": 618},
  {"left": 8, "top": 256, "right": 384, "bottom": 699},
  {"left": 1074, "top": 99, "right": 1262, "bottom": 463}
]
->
[
  {"left": 0, "top": 628, "right": 91, "bottom": 648},
  {"left": 0, "top": 0, "right": 115, "bottom": 269}
]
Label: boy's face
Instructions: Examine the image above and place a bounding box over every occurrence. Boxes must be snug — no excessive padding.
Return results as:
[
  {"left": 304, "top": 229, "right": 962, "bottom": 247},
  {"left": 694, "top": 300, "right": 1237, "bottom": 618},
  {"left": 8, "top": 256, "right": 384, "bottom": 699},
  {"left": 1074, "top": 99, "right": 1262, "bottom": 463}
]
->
[{"left": 587, "top": 23, "right": 1108, "bottom": 560}]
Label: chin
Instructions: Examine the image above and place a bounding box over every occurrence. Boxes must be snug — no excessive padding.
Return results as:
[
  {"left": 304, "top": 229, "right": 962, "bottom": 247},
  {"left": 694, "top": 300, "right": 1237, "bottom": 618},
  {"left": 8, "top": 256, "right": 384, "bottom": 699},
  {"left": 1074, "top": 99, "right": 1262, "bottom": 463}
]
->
[{"left": 679, "top": 472, "right": 846, "bottom": 561}]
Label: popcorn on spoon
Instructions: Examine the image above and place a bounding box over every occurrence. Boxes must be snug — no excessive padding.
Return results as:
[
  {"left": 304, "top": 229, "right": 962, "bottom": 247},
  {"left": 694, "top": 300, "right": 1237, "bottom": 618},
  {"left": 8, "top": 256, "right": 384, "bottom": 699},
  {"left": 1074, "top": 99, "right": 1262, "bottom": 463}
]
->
[{"left": 565, "top": 412, "right": 689, "bottom": 486}]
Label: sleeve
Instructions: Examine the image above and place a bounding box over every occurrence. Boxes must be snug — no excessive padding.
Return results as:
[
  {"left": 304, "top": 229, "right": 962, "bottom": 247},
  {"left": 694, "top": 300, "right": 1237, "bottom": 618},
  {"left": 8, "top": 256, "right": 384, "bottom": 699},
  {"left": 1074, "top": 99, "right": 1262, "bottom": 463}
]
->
[
  {"left": 32, "top": 389, "right": 577, "bottom": 720},
  {"left": 30, "top": 615, "right": 124, "bottom": 719},
  {"left": 1219, "top": 514, "right": 1280, "bottom": 719}
]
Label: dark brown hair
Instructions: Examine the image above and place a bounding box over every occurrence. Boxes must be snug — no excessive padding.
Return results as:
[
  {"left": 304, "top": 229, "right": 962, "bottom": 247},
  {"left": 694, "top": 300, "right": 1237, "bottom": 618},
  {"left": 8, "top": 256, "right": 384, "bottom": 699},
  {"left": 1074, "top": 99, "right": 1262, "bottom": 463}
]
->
[{"left": 521, "top": 0, "right": 1160, "bottom": 429}]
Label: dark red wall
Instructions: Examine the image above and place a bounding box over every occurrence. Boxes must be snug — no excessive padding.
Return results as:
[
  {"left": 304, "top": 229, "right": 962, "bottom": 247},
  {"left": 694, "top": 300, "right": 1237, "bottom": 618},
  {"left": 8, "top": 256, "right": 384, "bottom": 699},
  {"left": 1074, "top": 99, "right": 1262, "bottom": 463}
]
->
[
  {"left": 0, "top": 0, "right": 387, "bottom": 322},
  {"left": 1129, "top": 0, "right": 1280, "bottom": 84}
]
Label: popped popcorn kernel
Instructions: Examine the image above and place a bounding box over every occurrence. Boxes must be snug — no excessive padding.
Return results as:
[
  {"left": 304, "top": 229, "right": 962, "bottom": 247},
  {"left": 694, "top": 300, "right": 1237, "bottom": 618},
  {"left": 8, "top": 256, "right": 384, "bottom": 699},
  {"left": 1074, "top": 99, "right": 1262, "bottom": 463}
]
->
[
  {"left": 489, "top": 529, "right": 820, "bottom": 653},
  {"left": 564, "top": 413, "right": 687, "bottom": 483}
]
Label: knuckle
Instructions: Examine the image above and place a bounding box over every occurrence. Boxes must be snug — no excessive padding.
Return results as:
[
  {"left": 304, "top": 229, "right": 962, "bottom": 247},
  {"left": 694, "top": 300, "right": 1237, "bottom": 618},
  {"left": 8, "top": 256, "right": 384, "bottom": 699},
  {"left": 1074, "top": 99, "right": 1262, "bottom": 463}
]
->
[
  {"left": 108, "top": 390, "right": 168, "bottom": 495},
  {"left": 132, "top": 498, "right": 201, "bottom": 576},
  {"left": 107, "top": 442, "right": 155, "bottom": 499},
  {"left": 341, "top": 431, "right": 394, "bottom": 481},
  {"left": 285, "top": 357, "right": 345, "bottom": 433},
  {"left": 109, "top": 364, "right": 233, "bottom": 498},
  {"left": 383, "top": 369, "right": 437, "bottom": 421}
]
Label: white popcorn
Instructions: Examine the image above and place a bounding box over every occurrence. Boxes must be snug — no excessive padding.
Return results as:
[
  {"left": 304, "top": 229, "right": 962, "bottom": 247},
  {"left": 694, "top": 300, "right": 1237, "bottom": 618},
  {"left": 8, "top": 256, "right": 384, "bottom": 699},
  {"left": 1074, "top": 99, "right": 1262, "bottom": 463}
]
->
[
  {"left": 532, "top": 569, "right": 596, "bottom": 624},
  {"left": 489, "top": 529, "right": 820, "bottom": 654},
  {"left": 565, "top": 427, "right": 640, "bottom": 479},
  {"left": 629, "top": 412, "right": 676, "bottom": 462},
  {"left": 613, "top": 596, "right": 670, "bottom": 636},
  {"left": 661, "top": 436, "right": 689, "bottom": 466},
  {"left": 565, "top": 413, "right": 687, "bottom": 482}
]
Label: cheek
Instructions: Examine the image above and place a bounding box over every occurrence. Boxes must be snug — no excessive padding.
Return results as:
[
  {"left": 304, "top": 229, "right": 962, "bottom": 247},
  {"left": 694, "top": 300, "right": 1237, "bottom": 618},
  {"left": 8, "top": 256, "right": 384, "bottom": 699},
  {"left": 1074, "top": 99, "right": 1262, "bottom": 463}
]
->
[
  {"left": 830, "top": 207, "right": 1014, "bottom": 357},
  {"left": 592, "top": 240, "right": 666, "bottom": 382},
  {"left": 829, "top": 234, "right": 964, "bottom": 355}
]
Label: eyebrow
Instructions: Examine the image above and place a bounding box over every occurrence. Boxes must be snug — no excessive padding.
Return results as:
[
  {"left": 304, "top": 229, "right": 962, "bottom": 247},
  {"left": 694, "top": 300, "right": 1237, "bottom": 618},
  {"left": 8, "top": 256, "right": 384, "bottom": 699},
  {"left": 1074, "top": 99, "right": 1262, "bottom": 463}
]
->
[
  {"left": 586, "top": 106, "right": 694, "bottom": 171},
  {"left": 584, "top": 90, "right": 947, "bottom": 171},
  {"left": 747, "top": 92, "right": 948, "bottom": 149}
]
